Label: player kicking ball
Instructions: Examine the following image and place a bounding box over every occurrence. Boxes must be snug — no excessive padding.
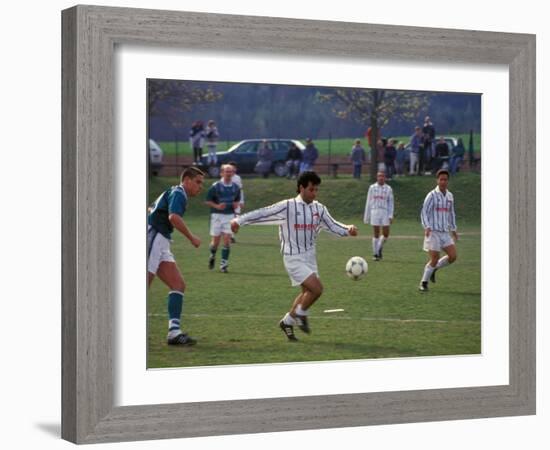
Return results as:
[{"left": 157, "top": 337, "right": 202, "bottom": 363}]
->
[
  {"left": 418, "top": 169, "right": 458, "bottom": 292},
  {"left": 230, "top": 171, "right": 358, "bottom": 341}
]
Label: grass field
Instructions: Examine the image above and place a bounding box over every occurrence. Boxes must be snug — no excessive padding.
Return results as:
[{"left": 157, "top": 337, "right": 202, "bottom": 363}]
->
[
  {"left": 147, "top": 173, "right": 481, "bottom": 368},
  {"left": 157, "top": 132, "right": 481, "bottom": 158}
]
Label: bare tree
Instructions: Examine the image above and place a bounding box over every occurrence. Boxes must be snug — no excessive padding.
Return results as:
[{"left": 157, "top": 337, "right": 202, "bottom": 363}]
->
[
  {"left": 318, "top": 89, "right": 430, "bottom": 180},
  {"left": 148, "top": 80, "right": 223, "bottom": 129}
]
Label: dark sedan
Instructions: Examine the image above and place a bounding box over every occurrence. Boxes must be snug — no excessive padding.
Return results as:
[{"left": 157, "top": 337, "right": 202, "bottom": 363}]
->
[{"left": 199, "top": 139, "right": 305, "bottom": 177}]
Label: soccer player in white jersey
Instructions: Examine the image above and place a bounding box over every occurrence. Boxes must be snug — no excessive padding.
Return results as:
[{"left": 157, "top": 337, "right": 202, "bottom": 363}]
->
[
  {"left": 230, "top": 171, "right": 358, "bottom": 341},
  {"left": 363, "top": 171, "right": 394, "bottom": 261},
  {"left": 147, "top": 167, "right": 205, "bottom": 345},
  {"left": 418, "top": 169, "right": 458, "bottom": 292}
]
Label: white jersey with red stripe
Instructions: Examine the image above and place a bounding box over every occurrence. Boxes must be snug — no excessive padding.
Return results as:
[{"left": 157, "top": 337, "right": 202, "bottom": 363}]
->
[
  {"left": 236, "top": 195, "right": 349, "bottom": 255},
  {"left": 420, "top": 186, "right": 457, "bottom": 232},
  {"left": 363, "top": 182, "right": 394, "bottom": 223}
]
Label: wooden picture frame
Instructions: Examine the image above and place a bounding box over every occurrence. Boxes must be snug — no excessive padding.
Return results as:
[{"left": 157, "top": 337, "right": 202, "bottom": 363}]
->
[{"left": 61, "top": 5, "right": 535, "bottom": 444}]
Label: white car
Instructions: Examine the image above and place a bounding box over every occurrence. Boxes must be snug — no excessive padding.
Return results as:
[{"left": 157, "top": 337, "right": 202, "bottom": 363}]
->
[{"left": 149, "top": 139, "right": 164, "bottom": 176}]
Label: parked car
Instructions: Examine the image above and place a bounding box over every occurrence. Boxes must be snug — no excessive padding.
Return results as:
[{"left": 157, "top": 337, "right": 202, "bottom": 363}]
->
[
  {"left": 148, "top": 139, "right": 164, "bottom": 176},
  {"left": 403, "top": 136, "right": 457, "bottom": 173},
  {"left": 199, "top": 139, "right": 306, "bottom": 178}
]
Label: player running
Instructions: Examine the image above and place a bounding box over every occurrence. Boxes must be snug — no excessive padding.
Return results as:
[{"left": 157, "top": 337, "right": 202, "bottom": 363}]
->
[
  {"left": 363, "top": 171, "right": 394, "bottom": 261},
  {"left": 418, "top": 169, "right": 458, "bottom": 292},
  {"left": 147, "top": 167, "right": 205, "bottom": 345},
  {"left": 205, "top": 164, "right": 242, "bottom": 273},
  {"left": 230, "top": 171, "right": 358, "bottom": 341}
]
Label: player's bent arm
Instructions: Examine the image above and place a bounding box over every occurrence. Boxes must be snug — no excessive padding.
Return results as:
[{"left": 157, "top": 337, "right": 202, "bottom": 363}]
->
[
  {"left": 169, "top": 213, "right": 201, "bottom": 247},
  {"left": 320, "top": 207, "right": 351, "bottom": 237},
  {"left": 205, "top": 200, "right": 225, "bottom": 210}
]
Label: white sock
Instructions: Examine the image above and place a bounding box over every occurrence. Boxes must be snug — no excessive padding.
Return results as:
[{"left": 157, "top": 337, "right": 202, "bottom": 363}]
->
[
  {"left": 372, "top": 237, "right": 378, "bottom": 255},
  {"left": 436, "top": 256, "right": 450, "bottom": 269},
  {"left": 378, "top": 236, "right": 386, "bottom": 252},
  {"left": 421, "top": 263, "right": 436, "bottom": 282},
  {"left": 283, "top": 312, "right": 296, "bottom": 326},
  {"left": 296, "top": 305, "right": 309, "bottom": 316}
]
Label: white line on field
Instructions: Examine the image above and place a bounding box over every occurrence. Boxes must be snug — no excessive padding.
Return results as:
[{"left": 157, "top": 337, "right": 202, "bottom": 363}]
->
[{"left": 148, "top": 313, "right": 479, "bottom": 325}]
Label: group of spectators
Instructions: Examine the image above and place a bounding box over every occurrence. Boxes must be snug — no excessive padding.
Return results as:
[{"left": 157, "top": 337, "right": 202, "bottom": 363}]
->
[
  {"left": 406, "top": 116, "right": 466, "bottom": 176},
  {"left": 350, "top": 116, "right": 466, "bottom": 179},
  {"left": 189, "top": 116, "right": 467, "bottom": 180}
]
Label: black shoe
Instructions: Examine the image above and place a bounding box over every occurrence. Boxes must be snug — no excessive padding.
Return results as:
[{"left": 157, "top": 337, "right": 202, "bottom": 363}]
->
[
  {"left": 279, "top": 320, "right": 298, "bottom": 341},
  {"left": 208, "top": 256, "right": 215, "bottom": 270},
  {"left": 220, "top": 265, "right": 228, "bottom": 273},
  {"left": 430, "top": 269, "right": 437, "bottom": 283},
  {"left": 373, "top": 254, "right": 380, "bottom": 261},
  {"left": 296, "top": 315, "right": 310, "bottom": 334},
  {"left": 419, "top": 281, "right": 429, "bottom": 292},
  {"left": 167, "top": 332, "right": 197, "bottom": 346}
]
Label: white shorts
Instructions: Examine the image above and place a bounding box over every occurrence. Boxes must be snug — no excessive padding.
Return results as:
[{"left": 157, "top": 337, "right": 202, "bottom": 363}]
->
[
  {"left": 423, "top": 230, "right": 455, "bottom": 252},
  {"left": 210, "top": 213, "right": 233, "bottom": 236},
  {"left": 283, "top": 249, "right": 319, "bottom": 287},
  {"left": 147, "top": 228, "right": 175, "bottom": 274},
  {"left": 369, "top": 209, "right": 391, "bottom": 226}
]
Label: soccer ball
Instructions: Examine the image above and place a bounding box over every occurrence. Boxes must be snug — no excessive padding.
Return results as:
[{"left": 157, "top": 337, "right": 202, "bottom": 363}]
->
[{"left": 345, "top": 256, "right": 368, "bottom": 281}]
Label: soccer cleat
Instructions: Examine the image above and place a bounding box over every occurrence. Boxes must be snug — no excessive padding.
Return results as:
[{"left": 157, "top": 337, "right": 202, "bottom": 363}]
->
[
  {"left": 208, "top": 255, "right": 215, "bottom": 270},
  {"left": 279, "top": 320, "right": 298, "bottom": 341},
  {"left": 296, "top": 315, "right": 311, "bottom": 334},
  {"left": 419, "top": 281, "right": 429, "bottom": 292},
  {"left": 373, "top": 254, "right": 380, "bottom": 261},
  {"left": 430, "top": 269, "right": 437, "bottom": 283},
  {"left": 167, "top": 332, "right": 197, "bottom": 346},
  {"left": 220, "top": 265, "right": 228, "bottom": 273}
]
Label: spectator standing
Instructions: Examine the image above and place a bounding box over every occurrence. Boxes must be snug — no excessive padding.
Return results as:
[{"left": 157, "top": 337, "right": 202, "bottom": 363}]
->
[
  {"left": 365, "top": 126, "right": 381, "bottom": 148},
  {"left": 422, "top": 116, "right": 436, "bottom": 173},
  {"left": 189, "top": 120, "right": 205, "bottom": 164},
  {"left": 205, "top": 120, "right": 219, "bottom": 166},
  {"left": 395, "top": 142, "right": 406, "bottom": 176},
  {"left": 434, "top": 137, "right": 450, "bottom": 172},
  {"left": 409, "top": 127, "right": 423, "bottom": 175},
  {"left": 350, "top": 139, "right": 366, "bottom": 179},
  {"left": 384, "top": 139, "right": 397, "bottom": 180},
  {"left": 450, "top": 137, "right": 465, "bottom": 174},
  {"left": 255, "top": 139, "right": 273, "bottom": 178},
  {"left": 300, "top": 138, "right": 319, "bottom": 173},
  {"left": 285, "top": 142, "right": 303, "bottom": 179}
]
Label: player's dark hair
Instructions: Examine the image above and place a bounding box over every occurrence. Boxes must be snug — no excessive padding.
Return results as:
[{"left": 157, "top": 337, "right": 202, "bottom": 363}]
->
[
  {"left": 436, "top": 169, "right": 450, "bottom": 179},
  {"left": 181, "top": 166, "right": 205, "bottom": 182},
  {"left": 227, "top": 161, "right": 238, "bottom": 168},
  {"left": 296, "top": 171, "right": 321, "bottom": 193}
]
